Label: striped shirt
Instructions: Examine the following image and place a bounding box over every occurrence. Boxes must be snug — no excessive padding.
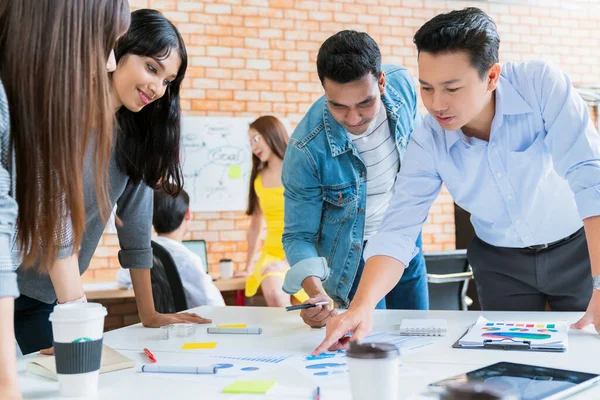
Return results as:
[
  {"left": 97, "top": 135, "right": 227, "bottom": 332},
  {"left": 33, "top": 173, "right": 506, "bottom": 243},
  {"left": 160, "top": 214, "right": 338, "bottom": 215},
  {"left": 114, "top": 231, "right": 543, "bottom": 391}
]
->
[
  {"left": 349, "top": 101, "right": 400, "bottom": 240},
  {"left": 0, "top": 79, "right": 19, "bottom": 298}
]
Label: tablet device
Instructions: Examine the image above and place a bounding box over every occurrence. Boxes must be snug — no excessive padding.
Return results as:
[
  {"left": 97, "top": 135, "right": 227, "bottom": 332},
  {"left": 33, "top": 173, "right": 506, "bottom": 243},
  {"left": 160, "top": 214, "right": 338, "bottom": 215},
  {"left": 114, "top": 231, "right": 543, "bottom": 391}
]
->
[{"left": 428, "top": 362, "right": 600, "bottom": 400}]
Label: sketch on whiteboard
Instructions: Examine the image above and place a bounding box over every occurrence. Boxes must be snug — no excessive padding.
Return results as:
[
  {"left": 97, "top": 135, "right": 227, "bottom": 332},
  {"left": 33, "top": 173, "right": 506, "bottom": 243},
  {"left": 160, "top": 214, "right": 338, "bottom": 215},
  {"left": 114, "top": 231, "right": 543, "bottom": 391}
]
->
[{"left": 181, "top": 117, "right": 253, "bottom": 212}]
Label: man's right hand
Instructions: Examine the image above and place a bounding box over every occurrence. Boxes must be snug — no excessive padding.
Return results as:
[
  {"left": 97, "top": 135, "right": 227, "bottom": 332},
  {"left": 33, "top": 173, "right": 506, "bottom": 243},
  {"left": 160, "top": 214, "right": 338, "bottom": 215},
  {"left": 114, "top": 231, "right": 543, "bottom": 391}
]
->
[
  {"left": 300, "top": 294, "right": 336, "bottom": 328},
  {"left": 313, "top": 303, "right": 373, "bottom": 355}
]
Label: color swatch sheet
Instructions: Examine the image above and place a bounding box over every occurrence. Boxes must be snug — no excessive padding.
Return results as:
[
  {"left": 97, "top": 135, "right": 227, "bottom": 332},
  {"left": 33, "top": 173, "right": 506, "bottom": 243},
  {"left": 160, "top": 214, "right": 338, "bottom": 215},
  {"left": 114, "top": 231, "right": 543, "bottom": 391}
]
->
[{"left": 459, "top": 316, "right": 568, "bottom": 350}]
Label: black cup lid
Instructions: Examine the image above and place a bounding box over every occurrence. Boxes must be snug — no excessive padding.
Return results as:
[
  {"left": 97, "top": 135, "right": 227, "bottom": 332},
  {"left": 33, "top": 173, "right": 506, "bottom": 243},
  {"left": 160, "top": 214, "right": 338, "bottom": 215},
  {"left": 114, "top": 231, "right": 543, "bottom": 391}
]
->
[{"left": 346, "top": 342, "right": 399, "bottom": 359}]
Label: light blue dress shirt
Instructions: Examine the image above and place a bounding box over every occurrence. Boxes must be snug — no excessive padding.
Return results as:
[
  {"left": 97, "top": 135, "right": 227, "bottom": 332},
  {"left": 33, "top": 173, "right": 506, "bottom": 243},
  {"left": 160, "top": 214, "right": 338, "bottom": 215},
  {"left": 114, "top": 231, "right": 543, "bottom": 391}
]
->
[{"left": 364, "top": 61, "right": 600, "bottom": 267}]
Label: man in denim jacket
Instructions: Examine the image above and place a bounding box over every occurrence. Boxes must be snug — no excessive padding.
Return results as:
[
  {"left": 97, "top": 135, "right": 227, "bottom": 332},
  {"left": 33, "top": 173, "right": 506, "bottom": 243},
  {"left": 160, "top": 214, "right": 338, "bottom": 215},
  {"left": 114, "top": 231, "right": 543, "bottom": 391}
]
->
[{"left": 282, "top": 31, "right": 428, "bottom": 327}]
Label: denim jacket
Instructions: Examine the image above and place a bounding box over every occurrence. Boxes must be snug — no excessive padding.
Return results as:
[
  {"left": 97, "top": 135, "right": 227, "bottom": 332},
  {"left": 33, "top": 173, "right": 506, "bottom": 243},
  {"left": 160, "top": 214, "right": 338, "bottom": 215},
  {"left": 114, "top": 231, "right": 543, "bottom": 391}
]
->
[{"left": 281, "top": 65, "right": 422, "bottom": 306}]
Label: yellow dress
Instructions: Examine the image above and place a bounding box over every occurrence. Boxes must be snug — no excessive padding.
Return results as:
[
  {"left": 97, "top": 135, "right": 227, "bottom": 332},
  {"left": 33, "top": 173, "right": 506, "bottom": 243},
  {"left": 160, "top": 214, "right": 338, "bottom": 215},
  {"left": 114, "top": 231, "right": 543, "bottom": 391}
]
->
[{"left": 245, "top": 175, "right": 308, "bottom": 303}]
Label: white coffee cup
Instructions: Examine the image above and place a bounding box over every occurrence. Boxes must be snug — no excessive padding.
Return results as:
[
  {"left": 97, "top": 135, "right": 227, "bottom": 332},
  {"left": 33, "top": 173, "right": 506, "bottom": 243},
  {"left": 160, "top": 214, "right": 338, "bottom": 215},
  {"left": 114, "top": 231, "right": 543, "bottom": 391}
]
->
[
  {"left": 49, "top": 303, "right": 107, "bottom": 397},
  {"left": 346, "top": 342, "right": 400, "bottom": 400},
  {"left": 219, "top": 258, "right": 234, "bottom": 280}
]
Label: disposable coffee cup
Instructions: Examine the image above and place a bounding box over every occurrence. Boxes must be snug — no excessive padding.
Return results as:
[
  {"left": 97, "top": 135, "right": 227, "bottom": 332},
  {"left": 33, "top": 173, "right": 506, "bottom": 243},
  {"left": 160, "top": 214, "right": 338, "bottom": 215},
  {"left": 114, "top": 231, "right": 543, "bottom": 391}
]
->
[
  {"left": 49, "top": 303, "right": 107, "bottom": 397},
  {"left": 219, "top": 258, "right": 234, "bottom": 280},
  {"left": 346, "top": 342, "right": 400, "bottom": 400}
]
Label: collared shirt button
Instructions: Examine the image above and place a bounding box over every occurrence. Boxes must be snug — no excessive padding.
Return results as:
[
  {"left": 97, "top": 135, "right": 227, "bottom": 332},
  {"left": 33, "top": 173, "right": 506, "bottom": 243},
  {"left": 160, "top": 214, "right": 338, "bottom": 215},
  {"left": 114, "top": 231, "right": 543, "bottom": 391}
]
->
[
  {"left": 497, "top": 172, "right": 503, "bottom": 178},
  {"left": 361, "top": 171, "right": 366, "bottom": 178},
  {"left": 342, "top": 278, "right": 349, "bottom": 285},
  {"left": 507, "top": 194, "right": 513, "bottom": 200},
  {"left": 516, "top": 219, "right": 521, "bottom": 224},
  {"left": 354, "top": 245, "right": 361, "bottom": 251},
  {"left": 359, "top": 208, "right": 365, "bottom": 214}
]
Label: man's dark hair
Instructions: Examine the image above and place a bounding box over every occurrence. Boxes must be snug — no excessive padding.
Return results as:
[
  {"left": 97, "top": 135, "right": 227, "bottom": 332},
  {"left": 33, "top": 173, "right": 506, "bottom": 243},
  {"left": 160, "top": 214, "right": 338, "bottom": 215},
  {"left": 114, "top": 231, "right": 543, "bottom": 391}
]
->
[
  {"left": 317, "top": 30, "right": 381, "bottom": 84},
  {"left": 413, "top": 7, "right": 500, "bottom": 79},
  {"left": 153, "top": 184, "right": 190, "bottom": 234}
]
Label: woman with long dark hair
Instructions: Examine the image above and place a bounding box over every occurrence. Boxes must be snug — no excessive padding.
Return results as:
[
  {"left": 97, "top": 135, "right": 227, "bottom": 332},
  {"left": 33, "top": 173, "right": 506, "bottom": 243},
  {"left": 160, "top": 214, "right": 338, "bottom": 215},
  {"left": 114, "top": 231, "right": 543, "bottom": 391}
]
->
[
  {"left": 15, "top": 9, "right": 210, "bottom": 356},
  {"left": 0, "top": 0, "right": 130, "bottom": 396},
  {"left": 239, "top": 116, "right": 308, "bottom": 307}
]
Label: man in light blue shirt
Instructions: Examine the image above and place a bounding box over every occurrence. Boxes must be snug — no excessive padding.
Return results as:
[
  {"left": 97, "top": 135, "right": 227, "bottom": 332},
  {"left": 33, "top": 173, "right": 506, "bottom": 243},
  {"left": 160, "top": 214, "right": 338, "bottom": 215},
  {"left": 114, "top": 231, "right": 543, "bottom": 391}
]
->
[{"left": 316, "top": 7, "right": 600, "bottom": 353}]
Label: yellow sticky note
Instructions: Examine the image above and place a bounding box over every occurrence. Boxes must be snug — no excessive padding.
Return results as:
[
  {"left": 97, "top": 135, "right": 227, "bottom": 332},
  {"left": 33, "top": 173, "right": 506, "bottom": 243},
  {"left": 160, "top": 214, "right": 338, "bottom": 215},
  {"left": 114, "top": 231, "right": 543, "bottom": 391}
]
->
[
  {"left": 216, "top": 324, "right": 247, "bottom": 328},
  {"left": 222, "top": 380, "right": 276, "bottom": 394},
  {"left": 181, "top": 342, "right": 217, "bottom": 350},
  {"left": 228, "top": 165, "right": 242, "bottom": 179}
]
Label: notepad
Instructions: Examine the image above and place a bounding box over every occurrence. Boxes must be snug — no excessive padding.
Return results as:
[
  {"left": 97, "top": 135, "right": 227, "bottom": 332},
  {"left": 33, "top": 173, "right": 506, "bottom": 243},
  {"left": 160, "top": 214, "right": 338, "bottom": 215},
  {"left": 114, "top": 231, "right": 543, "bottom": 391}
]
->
[
  {"left": 26, "top": 345, "right": 135, "bottom": 380},
  {"left": 182, "top": 342, "right": 217, "bottom": 350},
  {"left": 399, "top": 319, "right": 447, "bottom": 336},
  {"left": 222, "top": 380, "right": 276, "bottom": 394}
]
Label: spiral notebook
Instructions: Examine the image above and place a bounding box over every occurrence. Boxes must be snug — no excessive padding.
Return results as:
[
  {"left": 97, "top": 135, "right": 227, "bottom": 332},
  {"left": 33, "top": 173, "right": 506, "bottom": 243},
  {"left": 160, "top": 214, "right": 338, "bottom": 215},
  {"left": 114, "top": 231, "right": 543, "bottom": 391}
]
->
[{"left": 399, "top": 319, "right": 447, "bottom": 336}]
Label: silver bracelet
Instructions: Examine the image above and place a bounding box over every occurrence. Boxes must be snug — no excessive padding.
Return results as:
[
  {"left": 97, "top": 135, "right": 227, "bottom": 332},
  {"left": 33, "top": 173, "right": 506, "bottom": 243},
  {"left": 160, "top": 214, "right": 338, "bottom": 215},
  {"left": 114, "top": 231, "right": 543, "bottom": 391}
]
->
[
  {"left": 593, "top": 274, "right": 600, "bottom": 291},
  {"left": 58, "top": 294, "right": 88, "bottom": 305}
]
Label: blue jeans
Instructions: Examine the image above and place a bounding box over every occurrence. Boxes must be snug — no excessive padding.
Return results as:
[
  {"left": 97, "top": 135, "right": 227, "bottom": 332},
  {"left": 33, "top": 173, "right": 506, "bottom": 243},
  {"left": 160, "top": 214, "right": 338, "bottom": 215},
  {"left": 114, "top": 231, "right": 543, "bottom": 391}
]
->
[
  {"left": 14, "top": 294, "right": 55, "bottom": 355},
  {"left": 348, "top": 233, "right": 429, "bottom": 310}
]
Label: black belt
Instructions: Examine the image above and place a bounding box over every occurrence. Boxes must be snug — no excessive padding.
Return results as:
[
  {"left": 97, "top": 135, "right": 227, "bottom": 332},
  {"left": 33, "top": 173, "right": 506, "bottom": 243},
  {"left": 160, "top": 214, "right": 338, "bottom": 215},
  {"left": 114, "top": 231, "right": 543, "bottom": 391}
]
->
[{"left": 526, "top": 229, "right": 580, "bottom": 250}]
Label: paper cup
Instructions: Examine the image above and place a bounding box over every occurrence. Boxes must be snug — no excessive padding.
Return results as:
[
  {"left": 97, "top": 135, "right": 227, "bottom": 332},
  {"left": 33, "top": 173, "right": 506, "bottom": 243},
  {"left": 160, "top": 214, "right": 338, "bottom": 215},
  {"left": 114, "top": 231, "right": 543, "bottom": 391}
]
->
[
  {"left": 219, "top": 259, "right": 234, "bottom": 280},
  {"left": 346, "top": 342, "right": 400, "bottom": 400},
  {"left": 49, "top": 303, "right": 107, "bottom": 397}
]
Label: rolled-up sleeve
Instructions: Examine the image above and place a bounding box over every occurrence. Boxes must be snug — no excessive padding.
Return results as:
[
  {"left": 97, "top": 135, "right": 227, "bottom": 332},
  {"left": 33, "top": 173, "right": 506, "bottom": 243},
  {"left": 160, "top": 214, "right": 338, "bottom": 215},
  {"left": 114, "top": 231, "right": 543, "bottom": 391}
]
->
[
  {"left": 281, "top": 141, "right": 329, "bottom": 294},
  {"left": 536, "top": 63, "right": 600, "bottom": 220},
  {"left": 116, "top": 180, "right": 153, "bottom": 269},
  {"left": 364, "top": 128, "right": 442, "bottom": 267}
]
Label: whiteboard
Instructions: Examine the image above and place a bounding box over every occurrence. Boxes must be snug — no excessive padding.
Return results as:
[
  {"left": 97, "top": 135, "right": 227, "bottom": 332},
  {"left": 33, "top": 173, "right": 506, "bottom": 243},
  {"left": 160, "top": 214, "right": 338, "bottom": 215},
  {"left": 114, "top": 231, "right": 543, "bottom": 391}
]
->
[
  {"left": 181, "top": 117, "right": 253, "bottom": 212},
  {"left": 181, "top": 116, "right": 292, "bottom": 212}
]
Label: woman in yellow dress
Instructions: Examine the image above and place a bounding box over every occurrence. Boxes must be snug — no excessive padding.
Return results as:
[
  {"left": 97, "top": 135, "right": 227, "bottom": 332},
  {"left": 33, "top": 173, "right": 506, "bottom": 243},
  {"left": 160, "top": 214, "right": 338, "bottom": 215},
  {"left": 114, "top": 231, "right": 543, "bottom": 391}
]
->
[{"left": 238, "top": 116, "right": 308, "bottom": 306}]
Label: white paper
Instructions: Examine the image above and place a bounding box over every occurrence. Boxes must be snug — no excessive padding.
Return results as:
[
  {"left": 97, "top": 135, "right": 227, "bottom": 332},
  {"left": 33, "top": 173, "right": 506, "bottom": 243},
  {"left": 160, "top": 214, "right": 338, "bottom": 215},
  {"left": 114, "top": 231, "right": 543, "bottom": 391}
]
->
[{"left": 363, "top": 332, "right": 437, "bottom": 355}]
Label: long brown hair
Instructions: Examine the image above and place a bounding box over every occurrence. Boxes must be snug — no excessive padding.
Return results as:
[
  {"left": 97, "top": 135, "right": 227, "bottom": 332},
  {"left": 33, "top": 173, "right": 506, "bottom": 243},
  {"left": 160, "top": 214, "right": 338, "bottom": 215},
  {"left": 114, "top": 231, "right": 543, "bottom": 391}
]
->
[
  {"left": 245, "top": 116, "right": 288, "bottom": 216},
  {"left": 0, "top": 0, "right": 130, "bottom": 267}
]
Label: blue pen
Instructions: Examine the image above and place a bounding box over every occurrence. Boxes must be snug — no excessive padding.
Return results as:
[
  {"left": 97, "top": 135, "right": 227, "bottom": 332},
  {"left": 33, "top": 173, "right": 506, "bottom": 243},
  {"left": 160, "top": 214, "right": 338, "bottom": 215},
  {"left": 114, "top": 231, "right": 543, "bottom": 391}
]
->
[{"left": 140, "top": 364, "right": 217, "bottom": 374}]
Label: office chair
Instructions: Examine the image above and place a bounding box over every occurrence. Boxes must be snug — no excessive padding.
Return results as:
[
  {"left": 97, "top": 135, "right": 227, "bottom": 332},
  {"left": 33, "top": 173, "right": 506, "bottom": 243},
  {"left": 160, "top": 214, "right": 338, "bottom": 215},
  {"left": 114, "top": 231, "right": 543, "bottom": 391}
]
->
[
  {"left": 425, "top": 249, "right": 473, "bottom": 311},
  {"left": 150, "top": 240, "right": 188, "bottom": 313}
]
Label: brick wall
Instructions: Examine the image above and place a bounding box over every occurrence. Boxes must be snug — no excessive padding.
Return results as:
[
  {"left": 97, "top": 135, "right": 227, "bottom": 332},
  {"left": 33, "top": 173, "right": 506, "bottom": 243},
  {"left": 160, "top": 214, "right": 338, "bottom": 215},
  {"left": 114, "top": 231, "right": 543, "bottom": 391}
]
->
[{"left": 84, "top": 0, "right": 600, "bottom": 283}]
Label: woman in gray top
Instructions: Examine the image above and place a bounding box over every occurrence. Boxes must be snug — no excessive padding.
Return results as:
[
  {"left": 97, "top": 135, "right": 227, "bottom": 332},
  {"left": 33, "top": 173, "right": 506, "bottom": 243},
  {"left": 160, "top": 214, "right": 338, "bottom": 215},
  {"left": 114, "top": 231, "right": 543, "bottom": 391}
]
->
[
  {"left": 15, "top": 9, "right": 211, "bottom": 356},
  {"left": 0, "top": 0, "right": 130, "bottom": 397}
]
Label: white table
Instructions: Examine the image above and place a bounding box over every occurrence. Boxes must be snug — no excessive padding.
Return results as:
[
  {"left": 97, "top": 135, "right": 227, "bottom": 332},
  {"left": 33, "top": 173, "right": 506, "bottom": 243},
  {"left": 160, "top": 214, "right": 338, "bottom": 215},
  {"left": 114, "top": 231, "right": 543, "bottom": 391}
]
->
[{"left": 19, "top": 307, "right": 600, "bottom": 399}]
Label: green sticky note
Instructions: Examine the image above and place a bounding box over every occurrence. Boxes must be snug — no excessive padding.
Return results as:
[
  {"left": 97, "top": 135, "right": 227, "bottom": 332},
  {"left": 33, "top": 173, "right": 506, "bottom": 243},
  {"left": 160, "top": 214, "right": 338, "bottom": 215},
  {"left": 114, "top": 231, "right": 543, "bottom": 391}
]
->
[
  {"left": 222, "top": 380, "right": 276, "bottom": 394},
  {"left": 181, "top": 342, "right": 217, "bottom": 350},
  {"left": 228, "top": 165, "right": 242, "bottom": 179}
]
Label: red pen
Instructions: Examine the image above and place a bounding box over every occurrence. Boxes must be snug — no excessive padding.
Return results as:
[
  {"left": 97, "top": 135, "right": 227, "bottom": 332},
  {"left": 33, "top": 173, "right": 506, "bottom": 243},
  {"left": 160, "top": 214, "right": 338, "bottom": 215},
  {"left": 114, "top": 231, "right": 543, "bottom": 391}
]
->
[
  {"left": 315, "top": 386, "right": 320, "bottom": 400},
  {"left": 143, "top": 348, "right": 157, "bottom": 363}
]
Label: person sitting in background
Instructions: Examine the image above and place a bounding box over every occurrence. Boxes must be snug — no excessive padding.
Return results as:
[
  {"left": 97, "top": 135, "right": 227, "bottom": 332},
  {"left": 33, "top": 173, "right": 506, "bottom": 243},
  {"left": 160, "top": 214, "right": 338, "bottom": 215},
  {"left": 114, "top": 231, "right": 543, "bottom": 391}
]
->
[
  {"left": 118, "top": 185, "right": 225, "bottom": 307},
  {"left": 236, "top": 116, "right": 308, "bottom": 307}
]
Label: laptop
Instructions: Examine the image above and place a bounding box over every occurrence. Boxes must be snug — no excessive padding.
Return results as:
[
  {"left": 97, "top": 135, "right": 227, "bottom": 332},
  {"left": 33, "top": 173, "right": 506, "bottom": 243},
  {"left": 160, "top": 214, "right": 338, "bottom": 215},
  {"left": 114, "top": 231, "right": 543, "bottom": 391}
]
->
[{"left": 182, "top": 240, "right": 208, "bottom": 274}]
